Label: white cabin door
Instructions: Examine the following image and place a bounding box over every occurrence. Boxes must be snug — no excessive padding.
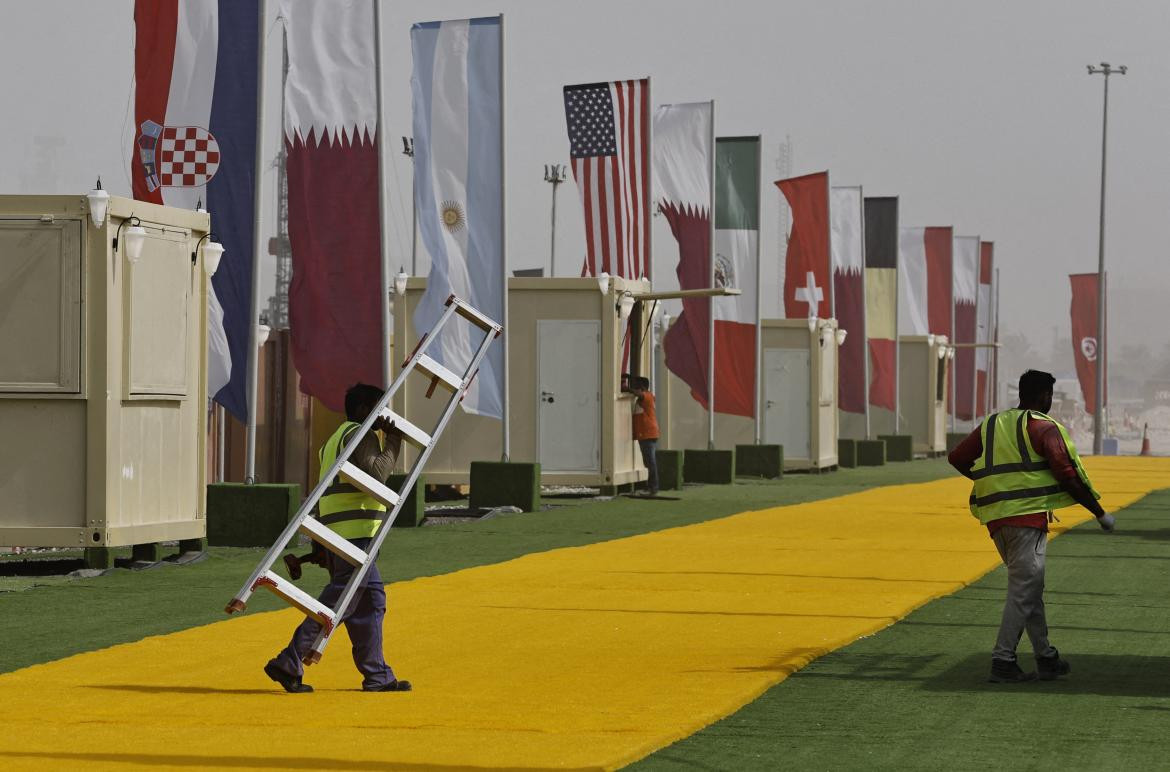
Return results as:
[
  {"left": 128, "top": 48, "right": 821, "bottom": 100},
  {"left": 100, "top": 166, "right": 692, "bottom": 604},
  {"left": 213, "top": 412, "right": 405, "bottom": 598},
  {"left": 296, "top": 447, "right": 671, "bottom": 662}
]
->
[
  {"left": 763, "top": 348, "right": 810, "bottom": 460},
  {"left": 537, "top": 320, "right": 601, "bottom": 473}
]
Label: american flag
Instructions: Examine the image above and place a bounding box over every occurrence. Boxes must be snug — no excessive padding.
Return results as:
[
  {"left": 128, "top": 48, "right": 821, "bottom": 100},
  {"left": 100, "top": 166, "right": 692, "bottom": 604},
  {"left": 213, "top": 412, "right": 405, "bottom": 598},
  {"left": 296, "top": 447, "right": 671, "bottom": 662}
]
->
[{"left": 563, "top": 79, "right": 650, "bottom": 279}]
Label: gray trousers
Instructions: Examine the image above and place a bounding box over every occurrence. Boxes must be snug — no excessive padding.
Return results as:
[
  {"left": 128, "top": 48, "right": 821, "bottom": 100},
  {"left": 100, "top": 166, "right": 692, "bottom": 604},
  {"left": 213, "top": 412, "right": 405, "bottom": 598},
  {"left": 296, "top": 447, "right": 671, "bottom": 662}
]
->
[
  {"left": 268, "top": 537, "right": 396, "bottom": 689},
  {"left": 991, "top": 526, "right": 1058, "bottom": 661}
]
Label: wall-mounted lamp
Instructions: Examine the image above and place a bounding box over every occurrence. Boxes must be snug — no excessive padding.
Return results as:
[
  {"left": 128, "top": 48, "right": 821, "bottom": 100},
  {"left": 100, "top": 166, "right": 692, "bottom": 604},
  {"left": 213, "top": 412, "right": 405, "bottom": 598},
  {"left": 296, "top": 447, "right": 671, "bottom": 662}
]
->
[
  {"left": 114, "top": 215, "right": 146, "bottom": 263},
  {"left": 192, "top": 233, "right": 225, "bottom": 276},
  {"left": 927, "top": 334, "right": 936, "bottom": 346},
  {"left": 807, "top": 315, "right": 818, "bottom": 333},
  {"left": 87, "top": 178, "right": 109, "bottom": 227},
  {"left": 947, "top": 347, "right": 955, "bottom": 361},
  {"left": 597, "top": 271, "right": 611, "bottom": 295},
  {"left": 618, "top": 293, "right": 636, "bottom": 327},
  {"left": 394, "top": 267, "right": 409, "bottom": 296},
  {"left": 937, "top": 345, "right": 948, "bottom": 360},
  {"left": 835, "top": 328, "right": 848, "bottom": 346},
  {"left": 256, "top": 323, "right": 272, "bottom": 348}
]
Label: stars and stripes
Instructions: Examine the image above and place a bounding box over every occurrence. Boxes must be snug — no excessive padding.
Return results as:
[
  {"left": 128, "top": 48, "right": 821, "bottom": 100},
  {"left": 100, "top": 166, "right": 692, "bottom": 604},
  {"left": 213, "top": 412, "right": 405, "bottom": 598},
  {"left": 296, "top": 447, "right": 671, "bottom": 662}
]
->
[{"left": 563, "top": 78, "right": 650, "bottom": 279}]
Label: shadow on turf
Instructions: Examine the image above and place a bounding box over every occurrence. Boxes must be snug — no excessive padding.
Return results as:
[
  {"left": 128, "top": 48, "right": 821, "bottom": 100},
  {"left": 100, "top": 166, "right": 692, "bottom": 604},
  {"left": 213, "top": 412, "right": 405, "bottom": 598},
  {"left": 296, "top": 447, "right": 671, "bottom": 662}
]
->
[
  {"left": 86, "top": 684, "right": 281, "bottom": 696},
  {"left": 0, "top": 751, "right": 577, "bottom": 771},
  {"left": 920, "top": 653, "right": 1170, "bottom": 697}
]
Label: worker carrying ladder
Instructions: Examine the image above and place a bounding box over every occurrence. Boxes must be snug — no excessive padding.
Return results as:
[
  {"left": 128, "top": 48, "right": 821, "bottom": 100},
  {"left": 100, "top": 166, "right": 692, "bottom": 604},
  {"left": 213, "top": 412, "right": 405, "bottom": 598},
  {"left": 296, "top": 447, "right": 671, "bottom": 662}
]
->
[{"left": 225, "top": 294, "right": 502, "bottom": 667}]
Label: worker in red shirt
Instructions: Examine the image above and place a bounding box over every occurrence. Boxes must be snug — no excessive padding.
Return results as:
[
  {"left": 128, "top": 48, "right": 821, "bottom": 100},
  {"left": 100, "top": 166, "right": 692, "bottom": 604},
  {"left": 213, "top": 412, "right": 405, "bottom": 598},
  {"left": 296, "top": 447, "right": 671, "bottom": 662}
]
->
[
  {"left": 629, "top": 376, "right": 659, "bottom": 495},
  {"left": 949, "top": 369, "right": 1114, "bottom": 683}
]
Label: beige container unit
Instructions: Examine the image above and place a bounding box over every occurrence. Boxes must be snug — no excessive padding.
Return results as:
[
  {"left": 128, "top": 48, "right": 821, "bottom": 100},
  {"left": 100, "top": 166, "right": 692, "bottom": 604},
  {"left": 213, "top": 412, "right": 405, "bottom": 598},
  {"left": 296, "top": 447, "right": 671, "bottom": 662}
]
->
[
  {"left": 0, "top": 194, "right": 210, "bottom": 547},
  {"left": 658, "top": 318, "right": 839, "bottom": 471},
  {"left": 391, "top": 276, "right": 651, "bottom": 488},
  {"left": 898, "top": 335, "right": 949, "bottom": 456}
]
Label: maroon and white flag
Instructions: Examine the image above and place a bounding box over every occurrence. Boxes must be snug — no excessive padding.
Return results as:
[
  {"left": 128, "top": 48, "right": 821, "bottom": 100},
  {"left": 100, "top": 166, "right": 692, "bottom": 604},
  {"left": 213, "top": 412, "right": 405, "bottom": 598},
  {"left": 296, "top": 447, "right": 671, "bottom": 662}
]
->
[
  {"left": 975, "top": 242, "right": 994, "bottom": 417},
  {"left": 831, "top": 186, "right": 866, "bottom": 416},
  {"left": 563, "top": 79, "right": 650, "bottom": 279},
  {"left": 280, "top": 0, "right": 384, "bottom": 413},
  {"left": 1070, "top": 273, "right": 1106, "bottom": 415},
  {"left": 953, "top": 235, "right": 979, "bottom": 421}
]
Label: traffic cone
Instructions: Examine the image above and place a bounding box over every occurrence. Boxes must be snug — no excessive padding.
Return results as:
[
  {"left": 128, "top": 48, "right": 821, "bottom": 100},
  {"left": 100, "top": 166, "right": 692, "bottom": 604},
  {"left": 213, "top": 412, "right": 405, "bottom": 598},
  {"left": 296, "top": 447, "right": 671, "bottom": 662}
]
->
[{"left": 1140, "top": 423, "right": 1151, "bottom": 456}]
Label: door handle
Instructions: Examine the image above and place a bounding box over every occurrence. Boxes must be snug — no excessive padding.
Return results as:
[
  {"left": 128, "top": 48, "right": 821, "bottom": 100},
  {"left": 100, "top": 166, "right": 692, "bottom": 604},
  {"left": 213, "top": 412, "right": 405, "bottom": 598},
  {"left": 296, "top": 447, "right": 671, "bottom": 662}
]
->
[{"left": 541, "top": 390, "right": 555, "bottom": 404}]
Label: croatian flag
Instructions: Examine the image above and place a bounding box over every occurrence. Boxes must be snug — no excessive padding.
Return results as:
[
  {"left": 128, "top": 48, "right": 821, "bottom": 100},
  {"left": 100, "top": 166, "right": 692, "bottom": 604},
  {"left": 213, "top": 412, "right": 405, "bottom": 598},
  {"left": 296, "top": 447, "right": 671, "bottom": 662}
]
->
[
  {"left": 133, "top": 0, "right": 259, "bottom": 419},
  {"left": 411, "top": 17, "right": 505, "bottom": 419},
  {"left": 281, "top": 0, "right": 385, "bottom": 413}
]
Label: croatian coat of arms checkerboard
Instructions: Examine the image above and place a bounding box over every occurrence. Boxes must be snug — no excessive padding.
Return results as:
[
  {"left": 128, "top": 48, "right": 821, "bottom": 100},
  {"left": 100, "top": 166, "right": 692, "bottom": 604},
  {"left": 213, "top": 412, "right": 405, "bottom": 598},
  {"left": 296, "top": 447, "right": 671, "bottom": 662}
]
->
[{"left": 137, "top": 119, "right": 222, "bottom": 192}]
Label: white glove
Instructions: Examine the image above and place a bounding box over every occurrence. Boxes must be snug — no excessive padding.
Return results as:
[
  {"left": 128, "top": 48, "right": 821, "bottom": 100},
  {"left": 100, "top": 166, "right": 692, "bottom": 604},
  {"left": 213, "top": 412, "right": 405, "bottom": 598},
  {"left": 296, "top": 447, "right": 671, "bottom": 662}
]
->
[{"left": 1096, "top": 513, "right": 1115, "bottom": 532}]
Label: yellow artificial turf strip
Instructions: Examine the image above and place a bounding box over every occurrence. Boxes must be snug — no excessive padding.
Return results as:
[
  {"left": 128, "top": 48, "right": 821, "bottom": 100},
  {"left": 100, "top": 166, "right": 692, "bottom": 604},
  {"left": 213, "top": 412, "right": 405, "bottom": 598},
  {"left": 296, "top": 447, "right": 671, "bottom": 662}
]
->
[{"left": 0, "top": 456, "right": 1164, "bottom": 771}]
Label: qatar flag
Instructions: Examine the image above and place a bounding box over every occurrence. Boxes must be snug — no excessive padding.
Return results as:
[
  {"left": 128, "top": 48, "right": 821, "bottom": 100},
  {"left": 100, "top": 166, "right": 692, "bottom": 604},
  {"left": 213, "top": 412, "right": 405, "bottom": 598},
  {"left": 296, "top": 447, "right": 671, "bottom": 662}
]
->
[
  {"left": 1070, "top": 273, "right": 1107, "bottom": 415},
  {"left": 132, "top": 0, "right": 259, "bottom": 419},
  {"left": 975, "top": 242, "right": 994, "bottom": 417},
  {"left": 777, "top": 172, "right": 831, "bottom": 320},
  {"left": 831, "top": 186, "right": 865, "bottom": 417},
  {"left": 280, "top": 0, "right": 384, "bottom": 413},
  {"left": 898, "top": 226, "right": 952, "bottom": 338},
  {"left": 953, "top": 235, "right": 979, "bottom": 421}
]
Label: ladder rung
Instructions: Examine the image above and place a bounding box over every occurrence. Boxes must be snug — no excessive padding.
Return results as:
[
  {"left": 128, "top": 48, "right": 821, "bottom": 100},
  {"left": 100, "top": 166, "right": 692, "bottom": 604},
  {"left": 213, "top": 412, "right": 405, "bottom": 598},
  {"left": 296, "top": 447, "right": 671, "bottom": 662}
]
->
[
  {"left": 253, "top": 571, "right": 336, "bottom": 632},
  {"left": 449, "top": 296, "right": 501, "bottom": 333},
  {"left": 379, "top": 408, "right": 432, "bottom": 450},
  {"left": 414, "top": 354, "right": 462, "bottom": 391},
  {"left": 340, "top": 461, "right": 400, "bottom": 508},
  {"left": 298, "top": 517, "right": 369, "bottom": 567}
]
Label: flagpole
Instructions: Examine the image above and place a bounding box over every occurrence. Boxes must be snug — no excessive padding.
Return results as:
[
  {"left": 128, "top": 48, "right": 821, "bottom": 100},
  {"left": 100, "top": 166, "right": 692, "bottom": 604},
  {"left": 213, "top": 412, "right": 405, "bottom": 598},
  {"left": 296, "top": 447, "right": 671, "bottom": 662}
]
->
[
  {"left": 373, "top": 0, "right": 391, "bottom": 388},
  {"left": 859, "top": 187, "right": 870, "bottom": 439},
  {"left": 645, "top": 76, "right": 653, "bottom": 284},
  {"left": 753, "top": 135, "right": 763, "bottom": 445},
  {"left": 706, "top": 100, "right": 716, "bottom": 450},
  {"left": 499, "top": 13, "right": 510, "bottom": 462},
  {"left": 972, "top": 240, "right": 980, "bottom": 423},
  {"left": 244, "top": 0, "right": 268, "bottom": 485},
  {"left": 949, "top": 236, "right": 956, "bottom": 434},
  {"left": 893, "top": 198, "right": 901, "bottom": 434}
]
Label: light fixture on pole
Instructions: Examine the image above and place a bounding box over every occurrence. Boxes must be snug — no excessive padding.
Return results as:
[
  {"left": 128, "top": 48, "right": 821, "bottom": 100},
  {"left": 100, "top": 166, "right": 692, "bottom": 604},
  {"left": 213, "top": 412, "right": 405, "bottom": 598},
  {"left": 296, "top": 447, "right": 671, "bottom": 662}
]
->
[
  {"left": 402, "top": 136, "right": 418, "bottom": 276},
  {"left": 597, "top": 271, "right": 611, "bottom": 295},
  {"left": 807, "top": 315, "right": 818, "bottom": 333},
  {"left": 394, "top": 266, "right": 409, "bottom": 296},
  {"left": 937, "top": 344, "right": 948, "bottom": 360},
  {"left": 256, "top": 321, "right": 271, "bottom": 348},
  {"left": 1087, "top": 61, "right": 1126, "bottom": 455},
  {"left": 543, "top": 163, "right": 567, "bottom": 277},
  {"left": 835, "top": 328, "right": 847, "bottom": 346},
  {"left": 618, "top": 292, "right": 636, "bottom": 328},
  {"left": 87, "top": 178, "right": 109, "bottom": 227},
  {"left": 113, "top": 215, "right": 146, "bottom": 263},
  {"left": 192, "top": 233, "right": 225, "bottom": 276}
]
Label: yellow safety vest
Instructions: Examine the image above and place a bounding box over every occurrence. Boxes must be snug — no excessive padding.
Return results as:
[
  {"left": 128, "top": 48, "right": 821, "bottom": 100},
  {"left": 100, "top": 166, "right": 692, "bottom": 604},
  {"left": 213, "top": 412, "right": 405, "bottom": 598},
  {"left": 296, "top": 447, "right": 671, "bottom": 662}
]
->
[
  {"left": 968, "top": 409, "right": 1100, "bottom": 524},
  {"left": 317, "top": 422, "right": 386, "bottom": 539}
]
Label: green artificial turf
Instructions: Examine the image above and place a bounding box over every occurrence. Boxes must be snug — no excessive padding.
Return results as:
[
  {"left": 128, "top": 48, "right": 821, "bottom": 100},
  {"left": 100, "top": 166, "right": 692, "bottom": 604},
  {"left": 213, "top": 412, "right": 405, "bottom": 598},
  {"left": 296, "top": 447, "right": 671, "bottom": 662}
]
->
[
  {"left": 635, "top": 489, "right": 1170, "bottom": 771},
  {"left": 0, "top": 461, "right": 951, "bottom": 674}
]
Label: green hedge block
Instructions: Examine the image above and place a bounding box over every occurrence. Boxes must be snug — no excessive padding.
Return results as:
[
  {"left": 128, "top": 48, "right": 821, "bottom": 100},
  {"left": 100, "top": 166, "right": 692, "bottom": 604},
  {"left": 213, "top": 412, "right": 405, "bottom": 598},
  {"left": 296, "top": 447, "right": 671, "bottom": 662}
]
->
[
  {"left": 178, "top": 537, "right": 208, "bottom": 553},
  {"left": 735, "top": 444, "right": 783, "bottom": 478},
  {"left": 657, "top": 449, "right": 684, "bottom": 491},
  {"left": 838, "top": 439, "right": 858, "bottom": 468},
  {"left": 207, "top": 483, "right": 300, "bottom": 547},
  {"left": 877, "top": 434, "right": 914, "bottom": 462},
  {"left": 131, "top": 543, "right": 162, "bottom": 563},
  {"left": 683, "top": 449, "right": 735, "bottom": 485},
  {"left": 946, "top": 432, "right": 967, "bottom": 453},
  {"left": 84, "top": 547, "right": 114, "bottom": 570},
  {"left": 470, "top": 462, "right": 541, "bottom": 512},
  {"left": 385, "top": 474, "right": 424, "bottom": 527},
  {"left": 857, "top": 439, "right": 887, "bottom": 466}
]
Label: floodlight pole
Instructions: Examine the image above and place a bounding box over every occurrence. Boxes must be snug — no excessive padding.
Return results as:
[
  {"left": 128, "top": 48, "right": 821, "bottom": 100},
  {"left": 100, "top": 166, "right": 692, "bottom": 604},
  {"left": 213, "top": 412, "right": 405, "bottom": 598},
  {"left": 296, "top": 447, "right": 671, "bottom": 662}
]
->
[
  {"left": 544, "top": 164, "right": 567, "bottom": 277},
  {"left": 1088, "top": 62, "right": 1125, "bottom": 454}
]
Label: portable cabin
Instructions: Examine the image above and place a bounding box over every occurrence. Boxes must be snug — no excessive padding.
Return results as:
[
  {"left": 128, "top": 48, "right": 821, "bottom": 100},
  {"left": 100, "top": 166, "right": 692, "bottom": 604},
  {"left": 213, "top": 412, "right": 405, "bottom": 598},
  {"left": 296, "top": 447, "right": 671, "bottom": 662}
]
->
[
  {"left": 659, "top": 317, "right": 840, "bottom": 471},
  {"left": 898, "top": 334, "right": 949, "bottom": 456},
  {"left": 0, "top": 194, "right": 210, "bottom": 547},
  {"left": 391, "top": 276, "right": 652, "bottom": 491}
]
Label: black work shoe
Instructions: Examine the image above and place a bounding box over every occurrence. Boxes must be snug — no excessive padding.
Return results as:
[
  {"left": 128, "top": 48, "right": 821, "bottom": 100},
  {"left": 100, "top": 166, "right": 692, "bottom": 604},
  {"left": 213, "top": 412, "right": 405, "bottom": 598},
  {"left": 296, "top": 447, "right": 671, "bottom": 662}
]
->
[
  {"left": 1037, "top": 650, "right": 1072, "bottom": 681},
  {"left": 264, "top": 662, "right": 313, "bottom": 693},
  {"left": 988, "top": 659, "right": 1037, "bottom": 683},
  {"left": 364, "top": 679, "right": 412, "bottom": 692}
]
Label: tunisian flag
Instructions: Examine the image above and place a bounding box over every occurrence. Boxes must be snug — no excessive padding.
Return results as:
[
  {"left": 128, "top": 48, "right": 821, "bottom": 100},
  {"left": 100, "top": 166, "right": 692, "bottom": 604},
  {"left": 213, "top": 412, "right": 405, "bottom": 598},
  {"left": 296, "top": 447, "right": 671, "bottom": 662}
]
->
[
  {"left": 864, "top": 197, "right": 898, "bottom": 411},
  {"left": 1070, "top": 273, "right": 1107, "bottom": 415},
  {"left": 953, "top": 235, "right": 979, "bottom": 421},
  {"left": 831, "top": 186, "right": 865, "bottom": 414},
  {"left": 281, "top": 0, "right": 384, "bottom": 413},
  {"left": 777, "top": 172, "right": 831, "bottom": 320}
]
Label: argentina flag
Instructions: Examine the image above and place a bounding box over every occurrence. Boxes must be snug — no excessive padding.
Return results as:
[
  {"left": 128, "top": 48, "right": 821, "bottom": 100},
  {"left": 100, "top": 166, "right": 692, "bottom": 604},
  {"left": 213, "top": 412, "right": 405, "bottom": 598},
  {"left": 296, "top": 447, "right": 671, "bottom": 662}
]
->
[{"left": 410, "top": 16, "right": 504, "bottom": 420}]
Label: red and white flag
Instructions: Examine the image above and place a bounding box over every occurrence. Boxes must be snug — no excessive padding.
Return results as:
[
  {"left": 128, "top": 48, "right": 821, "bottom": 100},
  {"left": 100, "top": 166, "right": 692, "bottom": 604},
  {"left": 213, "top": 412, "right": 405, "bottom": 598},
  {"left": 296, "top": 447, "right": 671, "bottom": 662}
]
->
[
  {"left": 898, "top": 226, "right": 952, "bottom": 338},
  {"left": 563, "top": 79, "right": 650, "bottom": 280},
  {"left": 1070, "top": 273, "right": 1106, "bottom": 415},
  {"left": 975, "top": 242, "right": 994, "bottom": 417},
  {"left": 831, "top": 186, "right": 865, "bottom": 415},
  {"left": 953, "top": 235, "right": 979, "bottom": 421},
  {"left": 777, "top": 172, "right": 831, "bottom": 320},
  {"left": 280, "top": 0, "right": 384, "bottom": 413}
]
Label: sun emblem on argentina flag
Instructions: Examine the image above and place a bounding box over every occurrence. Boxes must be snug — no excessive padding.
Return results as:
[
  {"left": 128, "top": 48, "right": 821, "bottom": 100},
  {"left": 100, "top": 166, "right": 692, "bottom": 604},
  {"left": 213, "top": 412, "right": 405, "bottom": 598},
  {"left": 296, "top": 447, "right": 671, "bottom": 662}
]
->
[{"left": 440, "top": 200, "right": 466, "bottom": 233}]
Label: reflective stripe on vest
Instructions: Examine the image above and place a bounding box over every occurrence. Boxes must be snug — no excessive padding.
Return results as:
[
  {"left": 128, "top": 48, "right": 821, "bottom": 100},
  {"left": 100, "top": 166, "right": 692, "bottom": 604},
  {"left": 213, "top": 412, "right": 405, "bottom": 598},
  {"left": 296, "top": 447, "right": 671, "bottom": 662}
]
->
[
  {"left": 967, "top": 409, "right": 1099, "bottom": 524},
  {"left": 317, "top": 422, "right": 385, "bottom": 539}
]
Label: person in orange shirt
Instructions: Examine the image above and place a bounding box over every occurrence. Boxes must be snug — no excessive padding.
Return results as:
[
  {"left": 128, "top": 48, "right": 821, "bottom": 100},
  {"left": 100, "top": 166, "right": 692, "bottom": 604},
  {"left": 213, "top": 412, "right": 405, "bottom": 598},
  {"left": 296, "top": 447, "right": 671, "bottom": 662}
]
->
[{"left": 629, "top": 376, "right": 659, "bottom": 495}]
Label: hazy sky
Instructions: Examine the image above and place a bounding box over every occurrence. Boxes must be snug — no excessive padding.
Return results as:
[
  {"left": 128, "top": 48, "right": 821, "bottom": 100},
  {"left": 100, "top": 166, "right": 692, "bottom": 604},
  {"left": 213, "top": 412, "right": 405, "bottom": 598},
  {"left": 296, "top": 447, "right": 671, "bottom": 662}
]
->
[{"left": 4, "top": 0, "right": 1168, "bottom": 369}]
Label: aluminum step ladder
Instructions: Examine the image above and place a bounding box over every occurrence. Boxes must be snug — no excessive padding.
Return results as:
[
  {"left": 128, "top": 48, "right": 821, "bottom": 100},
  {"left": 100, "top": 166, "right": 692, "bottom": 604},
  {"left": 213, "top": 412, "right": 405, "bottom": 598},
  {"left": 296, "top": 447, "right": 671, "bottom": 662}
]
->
[{"left": 225, "top": 294, "right": 501, "bottom": 665}]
